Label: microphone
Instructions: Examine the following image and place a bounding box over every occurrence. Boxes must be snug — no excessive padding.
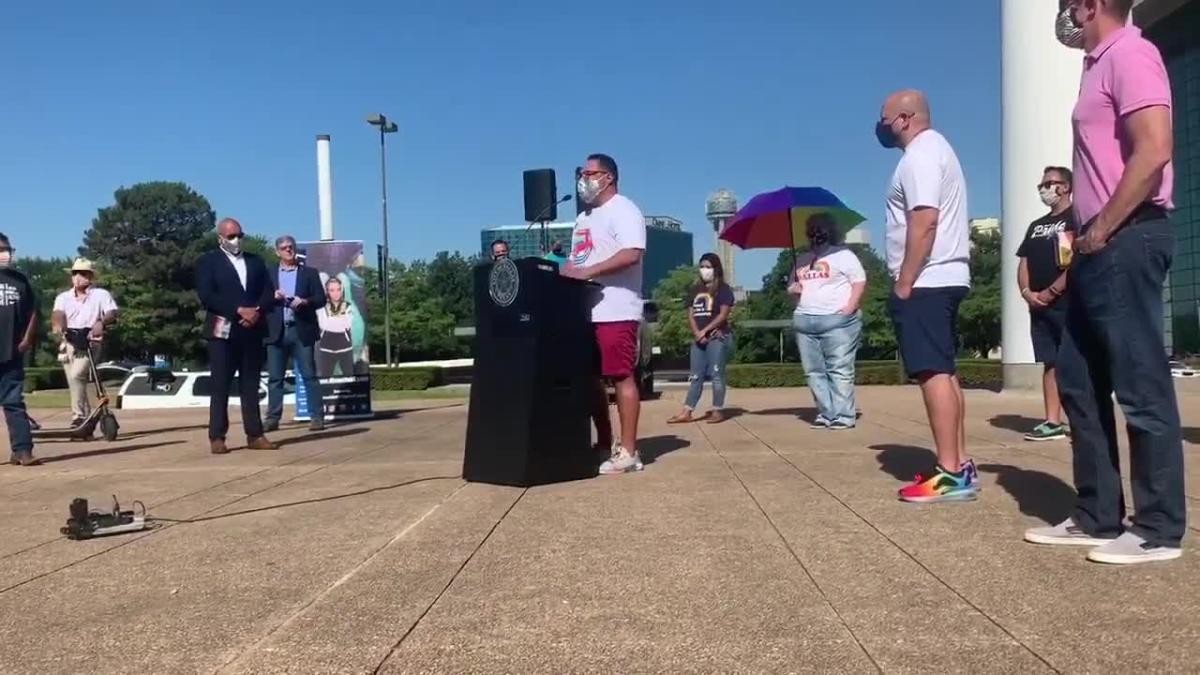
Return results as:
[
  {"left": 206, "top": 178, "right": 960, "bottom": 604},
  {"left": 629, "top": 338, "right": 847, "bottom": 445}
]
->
[{"left": 527, "top": 195, "right": 572, "bottom": 226}]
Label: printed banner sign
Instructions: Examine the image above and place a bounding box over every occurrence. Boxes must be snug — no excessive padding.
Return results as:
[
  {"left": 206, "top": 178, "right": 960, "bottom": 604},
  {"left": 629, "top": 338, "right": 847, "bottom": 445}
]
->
[{"left": 292, "top": 240, "right": 373, "bottom": 421}]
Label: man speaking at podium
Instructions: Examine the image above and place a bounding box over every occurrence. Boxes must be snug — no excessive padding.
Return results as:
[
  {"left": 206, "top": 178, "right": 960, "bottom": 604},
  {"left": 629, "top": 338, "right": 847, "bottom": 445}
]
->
[{"left": 562, "top": 153, "right": 646, "bottom": 475}]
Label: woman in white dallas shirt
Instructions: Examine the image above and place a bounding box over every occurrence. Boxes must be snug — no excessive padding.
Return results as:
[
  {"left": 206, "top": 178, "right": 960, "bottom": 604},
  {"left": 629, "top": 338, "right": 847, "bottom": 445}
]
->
[{"left": 788, "top": 214, "right": 867, "bottom": 430}]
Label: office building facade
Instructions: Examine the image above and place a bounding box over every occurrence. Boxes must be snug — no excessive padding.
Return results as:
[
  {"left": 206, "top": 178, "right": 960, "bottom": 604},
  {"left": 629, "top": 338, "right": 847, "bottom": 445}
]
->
[{"left": 480, "top": 215, "right": 694, "bottom": 297}]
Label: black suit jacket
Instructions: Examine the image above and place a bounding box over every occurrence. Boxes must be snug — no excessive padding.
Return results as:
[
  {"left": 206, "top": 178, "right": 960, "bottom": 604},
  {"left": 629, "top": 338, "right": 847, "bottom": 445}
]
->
[
  {"left": 195, "top": 249, "right": 274, "bottom": 341},
  {"left": 264, "top": 264, "right": 327, "bottom": 346}
]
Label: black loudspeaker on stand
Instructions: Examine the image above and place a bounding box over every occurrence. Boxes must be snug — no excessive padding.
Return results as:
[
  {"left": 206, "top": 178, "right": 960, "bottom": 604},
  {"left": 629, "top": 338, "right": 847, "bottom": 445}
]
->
[
  {"left": 523, "top": 168, "right": 558, "bottom": 223},
  {"left": 462, "top": 258, "right": 598, "bottom": 486}
]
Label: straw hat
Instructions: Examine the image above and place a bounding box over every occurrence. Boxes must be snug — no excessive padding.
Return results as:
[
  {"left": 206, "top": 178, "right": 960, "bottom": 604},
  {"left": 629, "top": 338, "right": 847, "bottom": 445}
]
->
[{"left": 69, "top": 258, "right": 97, "bottom": 275}]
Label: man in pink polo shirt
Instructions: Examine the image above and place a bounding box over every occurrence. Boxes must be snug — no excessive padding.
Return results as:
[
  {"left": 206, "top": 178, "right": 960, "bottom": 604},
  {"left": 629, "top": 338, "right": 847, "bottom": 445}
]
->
[{"left": 1024, "top": 0, "right": 1184, "bottom": 565}]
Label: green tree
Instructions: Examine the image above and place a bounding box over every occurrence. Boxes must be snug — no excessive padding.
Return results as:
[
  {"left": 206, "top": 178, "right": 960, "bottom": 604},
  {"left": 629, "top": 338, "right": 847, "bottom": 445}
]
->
[
  {"left": 959, "top": 229, "right": 1002, "bottom": 357},
  {"left": 651, "top": 265, "right": 701, "bottom": 361},
  {"left": 733, "top": 250, "right": 798, "bottom": 363},
  {"left": 79, "top": 182, "right": 216, "bottom": 364},
  {"left": 425, "top": 251, "right": 475, "bottom": 324},
  {"left": 849, "top": 243, "right": 898, "bottom": 360},
  {"left": 15, "top": 256, "right": 72, "bottom": 367}
]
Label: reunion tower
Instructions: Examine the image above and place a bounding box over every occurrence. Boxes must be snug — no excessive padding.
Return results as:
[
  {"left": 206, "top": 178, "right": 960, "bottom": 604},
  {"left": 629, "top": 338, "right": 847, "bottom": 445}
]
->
[{"left": 705, "top": 188, "right": 738, "bottom": 287}]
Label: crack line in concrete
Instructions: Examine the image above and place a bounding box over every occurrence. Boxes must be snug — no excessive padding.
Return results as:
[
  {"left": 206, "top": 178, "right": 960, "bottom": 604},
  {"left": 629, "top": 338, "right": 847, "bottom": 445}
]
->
[
  {"left": 695, "top": 423, "right": 885, "bottom": 675},
  {"left": 0, "top": 415, "right": 457, "bottom": 595},
  {"left": 214, "top": 480, "right": 469, "bottom": 674},
  {"left": 371, "top": 486, "right": 528, "bottom": 674},
  {"left": 730, "top": 416, "right": 1064, "bottom": 675}
]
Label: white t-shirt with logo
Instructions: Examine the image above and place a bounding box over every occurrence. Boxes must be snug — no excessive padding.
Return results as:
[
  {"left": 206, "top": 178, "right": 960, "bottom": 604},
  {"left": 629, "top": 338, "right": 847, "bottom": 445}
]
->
[
  {"left": 570, "top": 194, "right": 646, "bottom": 323},
  {"left": 52, "top": 287, "right": 118, "bottom": 329},
  {"left": 793, "top": 247, "right": 867, "bottom": 316},
  {"left": 884, "top": 129, "right": 971, "bottom": 288}
]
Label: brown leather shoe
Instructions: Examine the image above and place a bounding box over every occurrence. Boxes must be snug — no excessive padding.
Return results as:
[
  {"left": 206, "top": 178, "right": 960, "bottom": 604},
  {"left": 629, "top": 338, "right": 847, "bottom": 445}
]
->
[
  {"left": 246, "top": 436, "right": 279, "bottom": 450},
  {"left": 706, "top": 410, "right": 726, "bottom": 424},
  {"left": 210, "top": 439, "right": 230, "bottom": 455}
]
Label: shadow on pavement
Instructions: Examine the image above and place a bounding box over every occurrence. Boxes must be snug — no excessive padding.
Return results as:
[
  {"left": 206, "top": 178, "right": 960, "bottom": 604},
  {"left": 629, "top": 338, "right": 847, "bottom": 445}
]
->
[
  {"left": 751, "top": 407, "right": 820, "bottom": 420},
  {"left": 277, "top": 427, "right": 369, "bottom": 447},
  {"left": 640, "top": 435, "right": 689, "bottom": 465},
  {"left": 371, "top": 405, "right": 464, "bottom": 421},
  {"left": 989, "top": 414, "right": 1042, "bottom": 435},
  {"left": 872, "top": 444, "right": 935, "bottom": 482},
  {"left": 977, "top": 463, "right": 1075, "bottom": 525},
  {"left": 39, "top": 440, "right": 186, "bottom": 464},
  {"left": 120, "top": 423, "right": 211, "bottom": 440}
]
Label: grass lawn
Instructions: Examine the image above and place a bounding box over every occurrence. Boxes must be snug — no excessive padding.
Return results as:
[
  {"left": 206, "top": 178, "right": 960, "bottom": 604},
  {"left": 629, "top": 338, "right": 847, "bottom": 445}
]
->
[{"left": 25, "top": 390, "right": 72, "bottom": 409}]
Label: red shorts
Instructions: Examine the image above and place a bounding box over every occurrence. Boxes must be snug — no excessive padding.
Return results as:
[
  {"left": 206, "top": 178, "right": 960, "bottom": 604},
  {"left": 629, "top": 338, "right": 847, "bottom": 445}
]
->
[{"left": 594, "top": 321, "right": 639, "bottom": 379}]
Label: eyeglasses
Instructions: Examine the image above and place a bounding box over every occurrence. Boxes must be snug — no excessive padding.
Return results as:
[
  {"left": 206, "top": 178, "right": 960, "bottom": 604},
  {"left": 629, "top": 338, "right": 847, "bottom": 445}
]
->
[
  {"left": 1037, "top": 181, "right": 1065, "bottom": 190},
  {"left": 223, "top": 233, "right": 244, "bottom": 241},
  {"left": 580, "top": 170, "right": 609, "bottom": 178},
  {"left": 278, "top": 244, "right": 294, "bottom": 252}
]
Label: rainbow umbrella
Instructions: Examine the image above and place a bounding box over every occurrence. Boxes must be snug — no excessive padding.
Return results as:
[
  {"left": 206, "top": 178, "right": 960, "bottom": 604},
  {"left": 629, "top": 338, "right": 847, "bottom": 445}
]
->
[{"left": 718, "top": 186, "right": 865, "bottom": 251}]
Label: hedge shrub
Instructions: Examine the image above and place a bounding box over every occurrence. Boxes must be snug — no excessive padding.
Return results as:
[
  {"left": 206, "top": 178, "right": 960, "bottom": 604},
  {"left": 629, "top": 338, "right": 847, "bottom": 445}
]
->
[
  {"left": 726, "top": 360, "right": 1001, "bottom": 388},
  {"left": 370, "top": 367, "right": 444, "bottom": 391},
  {"left": 23, "top": 367, "right": 68, "bottom": 393}
]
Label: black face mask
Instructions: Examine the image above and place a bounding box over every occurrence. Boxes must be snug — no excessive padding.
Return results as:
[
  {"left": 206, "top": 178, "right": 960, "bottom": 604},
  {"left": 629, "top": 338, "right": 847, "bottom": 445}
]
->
[
  {"left": 809, "top": 230, "right": 830, "bottom": 248},
  {"left": 875, "top": 120, "right": 899, "bottom": 149}
]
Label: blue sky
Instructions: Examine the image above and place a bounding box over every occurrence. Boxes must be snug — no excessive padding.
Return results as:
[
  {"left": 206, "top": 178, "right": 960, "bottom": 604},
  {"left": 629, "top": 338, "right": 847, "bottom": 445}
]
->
[{"left": 1, "top": 0, "right": 999, "bottom": 289}]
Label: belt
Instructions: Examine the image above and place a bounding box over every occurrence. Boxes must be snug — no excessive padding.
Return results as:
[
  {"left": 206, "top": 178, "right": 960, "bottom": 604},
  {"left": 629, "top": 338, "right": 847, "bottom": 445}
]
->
[
  {"left": 1126, "top": 202, "right": 1168, "bottom": 225},
  {"left": 1082, "top": 202, "right": 1168, "bottom": 236}
]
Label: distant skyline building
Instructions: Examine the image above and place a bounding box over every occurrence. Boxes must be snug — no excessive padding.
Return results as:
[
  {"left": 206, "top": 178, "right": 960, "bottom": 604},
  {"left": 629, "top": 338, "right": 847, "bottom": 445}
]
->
[
  {"left": 705, "top": 189, "right": 739, "bottom": 287},
  {"left": 480, "top": 215, "right": 694, "bottom": 297}
]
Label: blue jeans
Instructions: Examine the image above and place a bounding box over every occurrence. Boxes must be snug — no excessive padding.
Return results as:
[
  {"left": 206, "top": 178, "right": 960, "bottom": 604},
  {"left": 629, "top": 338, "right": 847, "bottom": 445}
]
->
[
  {"left": 1, "top": 358, "right": 33, "bottom": 455},
  {"left": 266, "top": 326, "right": 323, "bottom": 424},
  {"left": 794, "top": 312, "right": 861, "bottom": 426},
  {"left": 684, "top": 335, "right": 729, "bottom": 410},
  {"left": 1057, "top": 217, "right": 1185, "bottom": 548}
]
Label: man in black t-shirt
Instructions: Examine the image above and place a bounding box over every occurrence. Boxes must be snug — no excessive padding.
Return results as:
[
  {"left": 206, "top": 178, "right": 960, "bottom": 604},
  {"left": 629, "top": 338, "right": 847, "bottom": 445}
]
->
[
  {"left": 0, "top": 232, "right": 40, "bottom": 466},
  {"left": 1016, "top": 166, "right": 1076, "bottom": 442}
]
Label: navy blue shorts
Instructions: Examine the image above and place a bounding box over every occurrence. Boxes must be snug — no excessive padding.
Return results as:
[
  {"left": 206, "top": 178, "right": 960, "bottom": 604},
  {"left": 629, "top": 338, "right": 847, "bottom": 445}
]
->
[
  {"left": 1030, "top": 303, "right": 1067, "bottom": 367},
  {"left": 888, "top": 286, "right": 969, "bottom": 379}
]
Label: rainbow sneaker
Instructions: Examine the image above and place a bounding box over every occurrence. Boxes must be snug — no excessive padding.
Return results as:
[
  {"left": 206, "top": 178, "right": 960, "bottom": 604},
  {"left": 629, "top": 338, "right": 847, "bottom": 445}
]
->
[{"left": 898, "top": 464, "right": 978, "bottom": 503}]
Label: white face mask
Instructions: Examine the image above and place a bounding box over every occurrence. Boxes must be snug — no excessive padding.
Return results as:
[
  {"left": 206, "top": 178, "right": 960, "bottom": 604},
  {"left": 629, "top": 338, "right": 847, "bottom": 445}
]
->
[
  {"left": 699, "top": 267, "right": 715, "bottom": 282},
  {"left": 1039, "top": 186, "right": 1061, "bottom": 207},
  {"left": 1055, "top": 6, "right": 1084, "bottom": 50},
  {"left": 219, "top": 235, "right": 242, "bottom": 256},
  {"left": 0, "top": 251, "right": 11, "bottom": 269},
  {"left": 577, "top": 176, "right": 605, "bottom": 204}
]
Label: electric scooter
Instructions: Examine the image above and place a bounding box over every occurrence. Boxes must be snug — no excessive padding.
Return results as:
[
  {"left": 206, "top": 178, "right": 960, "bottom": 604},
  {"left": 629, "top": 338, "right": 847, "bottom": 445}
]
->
[{"left": 31, "top": 341, "right": 120, "bottom": 442}]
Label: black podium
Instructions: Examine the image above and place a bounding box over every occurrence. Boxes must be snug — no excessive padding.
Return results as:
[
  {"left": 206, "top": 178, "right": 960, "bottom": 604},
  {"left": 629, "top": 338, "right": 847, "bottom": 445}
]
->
[{"left": 462, "top": 257, "right": 598, "bottom": 486}]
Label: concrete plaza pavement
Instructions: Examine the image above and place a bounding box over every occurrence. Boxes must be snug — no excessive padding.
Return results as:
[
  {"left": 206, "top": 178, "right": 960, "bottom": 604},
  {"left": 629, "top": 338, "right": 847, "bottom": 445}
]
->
[{"left": 1, "top": 384, "right": 1198, "bottom": 674}]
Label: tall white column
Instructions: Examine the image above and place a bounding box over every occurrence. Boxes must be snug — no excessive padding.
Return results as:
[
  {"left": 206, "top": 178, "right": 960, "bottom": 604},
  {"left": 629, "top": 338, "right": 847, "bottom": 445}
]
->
[
  {"left": 1000, "top": 0, "right": 1080, "bottom": 391},
  {"left": 316, "top": 134, "right": 334, "bottom": 241}
]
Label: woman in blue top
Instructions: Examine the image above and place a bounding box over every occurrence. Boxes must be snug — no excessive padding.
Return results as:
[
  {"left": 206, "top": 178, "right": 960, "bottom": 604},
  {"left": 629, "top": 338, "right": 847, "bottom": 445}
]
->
[{"left": 669, "top": 253, "right": 736, "bottom": 424}]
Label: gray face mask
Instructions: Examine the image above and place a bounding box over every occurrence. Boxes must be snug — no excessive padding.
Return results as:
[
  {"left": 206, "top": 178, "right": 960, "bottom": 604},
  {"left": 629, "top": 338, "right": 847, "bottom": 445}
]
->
[
  {"left": 1056, "top": 6, "right": 1084, "bottom": 49},
  {"left": 219, "top": 235, "right": 242, "bottom": 255}
]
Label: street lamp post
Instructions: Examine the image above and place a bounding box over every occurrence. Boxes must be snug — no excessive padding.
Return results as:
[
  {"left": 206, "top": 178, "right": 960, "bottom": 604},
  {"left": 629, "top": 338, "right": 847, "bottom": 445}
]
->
[{"left": 367, "top": 113, "right": 398, "bottom": 367}]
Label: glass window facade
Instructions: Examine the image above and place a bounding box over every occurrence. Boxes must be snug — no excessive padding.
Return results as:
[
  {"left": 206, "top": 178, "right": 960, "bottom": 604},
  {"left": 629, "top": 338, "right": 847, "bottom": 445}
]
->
[{"left": 1147, "top": 1, "right": 1200, "bottom": 355}]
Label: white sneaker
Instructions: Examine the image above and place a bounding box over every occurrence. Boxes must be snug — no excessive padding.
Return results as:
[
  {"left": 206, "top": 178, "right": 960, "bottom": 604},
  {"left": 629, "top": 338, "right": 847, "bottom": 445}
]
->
[
  {"left": 1086, "top": 532, "right": 1183, "bottom": 565},
  {"left": 1024, "top": 518, "right": 1112, "bottom": 546},
  {"left": 599, "top": 446, "right": 643, "bottom": 475}
]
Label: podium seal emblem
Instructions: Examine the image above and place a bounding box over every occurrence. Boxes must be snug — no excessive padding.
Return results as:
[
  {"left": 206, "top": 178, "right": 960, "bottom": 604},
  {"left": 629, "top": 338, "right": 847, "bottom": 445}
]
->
[{"left": 488, "top": 257, "right": 519, "bottom": 307}]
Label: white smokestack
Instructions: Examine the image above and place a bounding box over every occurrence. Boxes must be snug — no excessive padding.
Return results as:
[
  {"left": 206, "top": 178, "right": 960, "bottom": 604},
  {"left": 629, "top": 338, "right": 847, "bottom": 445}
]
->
[{"left": 316, "top": 134, "right": 334, "bottom": 240}]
